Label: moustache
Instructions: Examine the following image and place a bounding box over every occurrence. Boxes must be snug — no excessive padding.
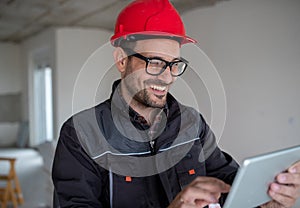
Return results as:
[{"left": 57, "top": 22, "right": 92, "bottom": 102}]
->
[{"left": 144, "top": 79, "right": 170, "bottom": 87}]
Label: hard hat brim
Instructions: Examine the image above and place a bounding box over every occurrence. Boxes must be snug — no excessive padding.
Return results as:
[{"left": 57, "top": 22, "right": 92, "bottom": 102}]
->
[{"left": 110, "top": 31, "right": 197, "bottom": 47}]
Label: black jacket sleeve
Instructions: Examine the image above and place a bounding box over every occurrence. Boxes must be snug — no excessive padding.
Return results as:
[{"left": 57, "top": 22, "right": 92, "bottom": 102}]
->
[
  {"left": 198, "top": 115, "right": 239, "bottom": 205},
  {"left": 52, "top": 120, "right": 109, "bottom": 208},
  {"left": 198, "top": 115, "right": 239, "bottom": 184}
]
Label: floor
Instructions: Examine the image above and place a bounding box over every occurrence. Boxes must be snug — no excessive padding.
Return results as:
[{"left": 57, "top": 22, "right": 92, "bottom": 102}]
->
[{"left": 0, "top": 148, "right": 52, "bottom": 208}]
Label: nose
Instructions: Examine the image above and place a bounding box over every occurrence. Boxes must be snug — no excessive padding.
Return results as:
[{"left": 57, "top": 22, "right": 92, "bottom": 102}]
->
[{"left": 157, "top": 65, "right": 174, "bottom": 84}]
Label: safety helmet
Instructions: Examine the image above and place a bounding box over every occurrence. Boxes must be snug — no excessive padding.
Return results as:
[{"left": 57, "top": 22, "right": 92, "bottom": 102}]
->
[{"left": 110, "top": 0, "right": 196, "bottom": 46}]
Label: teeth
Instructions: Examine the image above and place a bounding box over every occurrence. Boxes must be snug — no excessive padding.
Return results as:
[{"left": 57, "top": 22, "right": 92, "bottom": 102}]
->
[{"left": 150, "top": 85, "right": 166, "bottom": 91}]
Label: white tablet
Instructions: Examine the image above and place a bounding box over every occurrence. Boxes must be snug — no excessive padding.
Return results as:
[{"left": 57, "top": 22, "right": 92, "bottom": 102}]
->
[{"left": 223, "top": 145, "right": 300, "bottom": 208}]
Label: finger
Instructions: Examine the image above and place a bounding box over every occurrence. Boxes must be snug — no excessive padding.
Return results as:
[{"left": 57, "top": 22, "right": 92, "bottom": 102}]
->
[
  {"left": 191, "top": 177, "right": 231, "bottom": 193},
  {"left": 289, "top": 160, "right": 300, "bottom": 173},
  {"left": 180, "top": 202, "right": 206, "bottom": 208},
  {"left": 169, "top": 195, "right": 198, "bottom": 208},
  {"left": 270, "top": 183, "right": 300, "bottom": 198},
  {"left": 276, "top": 172, "right": 300, "bottom": 186},
  {"left": 269, "top": 189, "right": 296, "bottom": 208},
  {"left": 178, "top": 200, "right": 198, "bottom": 208},
  {"left": 195, "top": 199, "right": 210, "bottom": 207},
  {"left": 180, "top": 204, "right": 199, "bottom": 208},
  {"left": 181, "top": 186, "right": 219, "bottom": 205},
  {"left": 192, "top": 182, "right": 228, "bottom": 198},
  {"left": 261, "top": 200, "right": 282, "bottom": 208}
]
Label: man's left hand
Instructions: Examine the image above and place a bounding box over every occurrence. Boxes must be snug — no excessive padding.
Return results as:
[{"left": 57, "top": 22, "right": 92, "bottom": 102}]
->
[{"left": 261, "top": 160, "right": 300, "bottom": 208}]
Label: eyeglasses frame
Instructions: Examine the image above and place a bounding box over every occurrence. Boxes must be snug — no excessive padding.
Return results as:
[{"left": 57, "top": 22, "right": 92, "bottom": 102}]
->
[{"left": 122, "top": 48, "right": 189, "bottom": 77}]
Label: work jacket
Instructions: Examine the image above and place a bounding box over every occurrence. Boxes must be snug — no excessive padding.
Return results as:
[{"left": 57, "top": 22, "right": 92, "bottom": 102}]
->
[{"left": 52, "top": 80, "right": 239, "bottom": 207}]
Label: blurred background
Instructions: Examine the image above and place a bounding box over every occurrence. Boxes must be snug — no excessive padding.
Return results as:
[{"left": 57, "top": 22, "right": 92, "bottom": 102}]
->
[{"left": 0, "top": 0, "right": 299, "bottom": 207}]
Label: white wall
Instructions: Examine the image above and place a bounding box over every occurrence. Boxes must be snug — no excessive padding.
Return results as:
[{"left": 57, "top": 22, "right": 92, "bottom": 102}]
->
[
  {"left": 21, "top": 28, "right": 56, "bottom": 145},
  {"left": 55, "top": 28, "right": 113, "bottom": 136},
  {"left": 21, "top": 27, "right": 113, "bottom": 142},
  {"left": 0, "top": 42, "right": 22, "bottom": 94},
  {"left": 182, "top": 0, "right": 300, "bottom": 162},
  {"left": 0, "top": 42, "right": 22, "bottom": 146}
]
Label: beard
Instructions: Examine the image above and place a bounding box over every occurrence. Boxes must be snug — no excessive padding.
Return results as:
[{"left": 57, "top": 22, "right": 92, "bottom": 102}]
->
[
  {"left": 133, "top": 87, "right": 166, "bottom": 108},
  {"left": 123, "top": 65, "right": 167, "bottom": 108}
]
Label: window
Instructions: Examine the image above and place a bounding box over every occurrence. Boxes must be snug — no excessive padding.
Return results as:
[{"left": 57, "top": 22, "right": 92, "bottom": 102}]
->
[{"left": 33, "top": 65, "right": 53, "bottom": 143}]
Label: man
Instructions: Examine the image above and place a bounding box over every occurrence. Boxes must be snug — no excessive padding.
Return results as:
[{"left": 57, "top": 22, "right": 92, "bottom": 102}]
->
[{"left": 52, "top": 0, "right": 300, "bottom": 207}]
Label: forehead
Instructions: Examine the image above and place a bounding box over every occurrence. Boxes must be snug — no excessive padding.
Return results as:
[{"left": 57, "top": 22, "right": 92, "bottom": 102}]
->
[{"left": 134, "top": 38, "right": 180, "bottom": 59}]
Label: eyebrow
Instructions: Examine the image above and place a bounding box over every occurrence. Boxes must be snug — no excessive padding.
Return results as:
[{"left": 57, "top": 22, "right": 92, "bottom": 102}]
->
[
  {"left": 144, "top": 54, "right": 182, "bottom": 62},
  {"left": 124, "top": 48, "right": 183, "bottom": 62}
]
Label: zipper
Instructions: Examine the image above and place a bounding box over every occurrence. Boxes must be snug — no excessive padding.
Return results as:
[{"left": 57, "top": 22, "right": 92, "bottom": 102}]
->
[{"left": 149, "top": 140, "right": 155, "bottom": 154}]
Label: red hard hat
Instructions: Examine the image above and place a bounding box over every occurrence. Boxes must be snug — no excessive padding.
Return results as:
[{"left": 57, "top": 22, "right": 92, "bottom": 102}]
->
[{"left": 110, "top": 0, "right": 197, "bottom": 46}]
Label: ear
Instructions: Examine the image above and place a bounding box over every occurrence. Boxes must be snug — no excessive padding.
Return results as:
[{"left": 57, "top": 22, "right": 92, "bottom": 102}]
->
[{"left": 113, "top": 47, "right": 128, "bottom": 74}]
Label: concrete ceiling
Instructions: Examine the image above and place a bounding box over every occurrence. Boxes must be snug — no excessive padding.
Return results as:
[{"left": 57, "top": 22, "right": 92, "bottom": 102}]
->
[{"left": 0, "top": 0, "right": 225, "bottom": 43}]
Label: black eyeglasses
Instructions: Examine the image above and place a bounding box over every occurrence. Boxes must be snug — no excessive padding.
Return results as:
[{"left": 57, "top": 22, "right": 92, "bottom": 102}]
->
[{"left": 123, "top": 48, "right": 188, "bottom": 77}]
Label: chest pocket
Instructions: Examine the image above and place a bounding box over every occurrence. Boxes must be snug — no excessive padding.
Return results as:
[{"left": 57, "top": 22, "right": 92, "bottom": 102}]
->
[
  {"left": 174, "top": 141, "right": 206, "bottom": 190},
  {"left": 112, "top": 174, "right": 148, "bottom": 208}
]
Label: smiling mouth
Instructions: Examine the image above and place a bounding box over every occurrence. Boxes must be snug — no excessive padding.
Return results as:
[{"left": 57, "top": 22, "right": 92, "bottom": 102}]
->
[
  {"left": 149, "top": 85, "right": 167, "bottom": 96},
  {"left": 150, "top": 85, "right": 167, "bottom": 91}
]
